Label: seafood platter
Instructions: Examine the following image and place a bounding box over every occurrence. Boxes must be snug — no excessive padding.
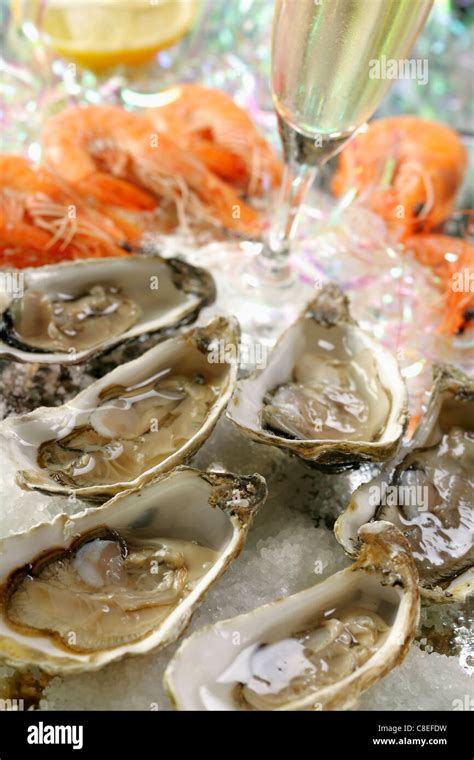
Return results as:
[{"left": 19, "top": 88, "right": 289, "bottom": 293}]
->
[{"left": 0, "top": 1, "right": 472, "bottom": 713}]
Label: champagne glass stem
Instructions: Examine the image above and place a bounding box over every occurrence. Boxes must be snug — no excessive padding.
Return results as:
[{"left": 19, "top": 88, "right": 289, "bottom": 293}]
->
[
  {"left": 260, "top": 158, "right": 317, "bottom": 276},
  {"left": 255, "top": 117, "right": 355, "bottom": 285}
]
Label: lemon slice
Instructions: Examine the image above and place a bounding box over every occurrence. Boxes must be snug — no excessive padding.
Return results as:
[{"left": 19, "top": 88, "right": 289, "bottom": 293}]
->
[{"left": 14, "top": 0, "right": 198, "bottom": 70}]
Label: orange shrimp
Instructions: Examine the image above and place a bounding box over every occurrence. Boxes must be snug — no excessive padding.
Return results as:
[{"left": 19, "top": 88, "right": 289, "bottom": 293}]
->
[
  {"left": 0, "top": 155, "right": 132, "bottom": 268},
  {"left": 404, "top": 233, "right": 474, "bottom": 334},
  {"left": 42, "top": 104, "right": 262, "bottom": 236},
  {"left": 148, "top": 84, "right": 282, "bottom": 195},
  {"left": 332, "top": 117, "right": 467, "bottom": 240}
]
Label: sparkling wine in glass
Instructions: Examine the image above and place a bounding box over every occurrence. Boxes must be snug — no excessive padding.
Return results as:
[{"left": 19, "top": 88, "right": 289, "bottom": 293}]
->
[{"left": 252, "top": 0, "right": 434, "bottom": 288}]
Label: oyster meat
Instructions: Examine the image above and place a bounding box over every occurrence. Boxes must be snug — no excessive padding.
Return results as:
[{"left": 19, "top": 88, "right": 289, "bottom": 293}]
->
[
  {"left": 0, "top": 255, "right": 215, "bottom": 364},
  {"left": 0, "top": 467, "right": 267, "bottom": 673},
  {"left": 6, "top": 285, "right": 140, "bottom": 353},
  {"left": 7, "top": 533, "right": 218, "bottom": 653},
  {"left": 165, "top": 522, "right": 420, "bottom": 711},
  {"left": 262, "top": 349, "right": 391, "bottom": 442},
  {"left": 336, "top": 364, "right": 474, "bottom": 602},
  {"left": 0, "top": 317, "right": 239, "bottom": 497},
  {"left": 231, "top": 606, "right": 390, "bottom": 711},
  {"left": 228, "top": 284, "right": 407, "bottom": 469}
]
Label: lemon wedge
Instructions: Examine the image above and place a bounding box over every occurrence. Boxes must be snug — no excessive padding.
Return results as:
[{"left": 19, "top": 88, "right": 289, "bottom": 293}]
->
[{"left": 14, "top": 0, "right": 198, "bottom": 70}]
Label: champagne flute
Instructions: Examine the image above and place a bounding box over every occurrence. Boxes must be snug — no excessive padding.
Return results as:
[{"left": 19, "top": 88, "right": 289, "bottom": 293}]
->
[{"left": 249, "top": 0, "right": 434, "bottom": 291}]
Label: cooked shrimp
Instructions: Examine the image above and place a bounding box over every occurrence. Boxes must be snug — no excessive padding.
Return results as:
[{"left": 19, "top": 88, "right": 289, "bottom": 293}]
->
[
  {"left": 404, "top": 233, "right": 474, "bottom": 334},
  {"left": 42, "top": 104, "right": 262, "bottom": 235},
  {"left": 0, "top": 154, "right": 131, "bottom": 268},
  {"left": 332, "top": 117, "right": 467, "bottom": 239},
  {"left": 147, "top": 84, "right": 282, "bottom": 196}
]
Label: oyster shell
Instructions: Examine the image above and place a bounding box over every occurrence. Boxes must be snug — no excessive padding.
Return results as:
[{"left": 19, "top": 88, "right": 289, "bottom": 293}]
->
[
  {"left": 0, "top": 255, "right": 215, "bottom": 364},
  {"left": 0, "top": 317, "right": 238, "bottom": 498},
  {"left": 227, "top": 284, "right": 407, "bottom": 470},
  {"left": 335, "top": 364, "right": 474, "bottom": 602},
  {"left": 164, "top": 522, "right": 419, "bottom": 710},
  {"left": 0, "top": 466, "right": 267, "bottom": 674}
]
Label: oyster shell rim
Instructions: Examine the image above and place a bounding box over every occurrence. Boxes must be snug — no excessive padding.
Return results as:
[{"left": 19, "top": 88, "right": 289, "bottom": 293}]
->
[
  {"left": 164, "top": 521, "right": 420, "bottom": 711},
  {"left": 0, "top": 316, "right": 240, "bottom": 498},
  {"left": 0, "top": 466, "right": 268, "bottom": 675},
  {"left": 227, "top": 284, "right": 408, "bottom": 469},
  {"left": 0, "top": 254, "right": 216, "bottom": 365},
  {"left": 334, "top": 363, "right": 474, "bottom": 603}
]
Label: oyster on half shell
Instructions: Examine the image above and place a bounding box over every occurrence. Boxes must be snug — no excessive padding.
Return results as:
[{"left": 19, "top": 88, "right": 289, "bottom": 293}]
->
[
  {"left": 335, "top": 364, "right": 474, "bottom": 602},
  {"left": 164, "top": 522, "right": 419, "bottom": 711},
  {"left": 227, "top": 284, "right": 407, "bottom": 470},
  {"left": 0, "top": 317, "right": 238, "bottom": 498},
  {"left": 0, "top": 466, "right": 267, "bottom": 674},
  {"left": 0, "top": 255, "right": 215, "bottom": 364}
]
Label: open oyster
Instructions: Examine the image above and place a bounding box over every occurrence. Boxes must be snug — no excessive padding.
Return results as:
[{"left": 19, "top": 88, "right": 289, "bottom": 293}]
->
[
  {"left": 164, "top": 522, "right": 419, "bottom": 710},
  {"left": 336, "top": 364, "right": 474, "bottom": 602},
  {"left": 0, "top": 466, "right": 266, "bottom": 674},
  {"left": 0, "top": 255, "right": 215, "bottom": 364},
  {"left": 227, "top": 284, "right": 407, "bottom": 469},
  {"left": 0, "top": 317, "right": 238, "bottom": 498}
]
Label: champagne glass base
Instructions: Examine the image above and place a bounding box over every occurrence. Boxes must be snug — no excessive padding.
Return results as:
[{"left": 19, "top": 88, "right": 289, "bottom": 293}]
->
[
  {"left": 242, "top": 246, "right": 295, "bottom": 290},
  {"left": 198, "top": 240, "right": 314, "bottom": 343}
]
